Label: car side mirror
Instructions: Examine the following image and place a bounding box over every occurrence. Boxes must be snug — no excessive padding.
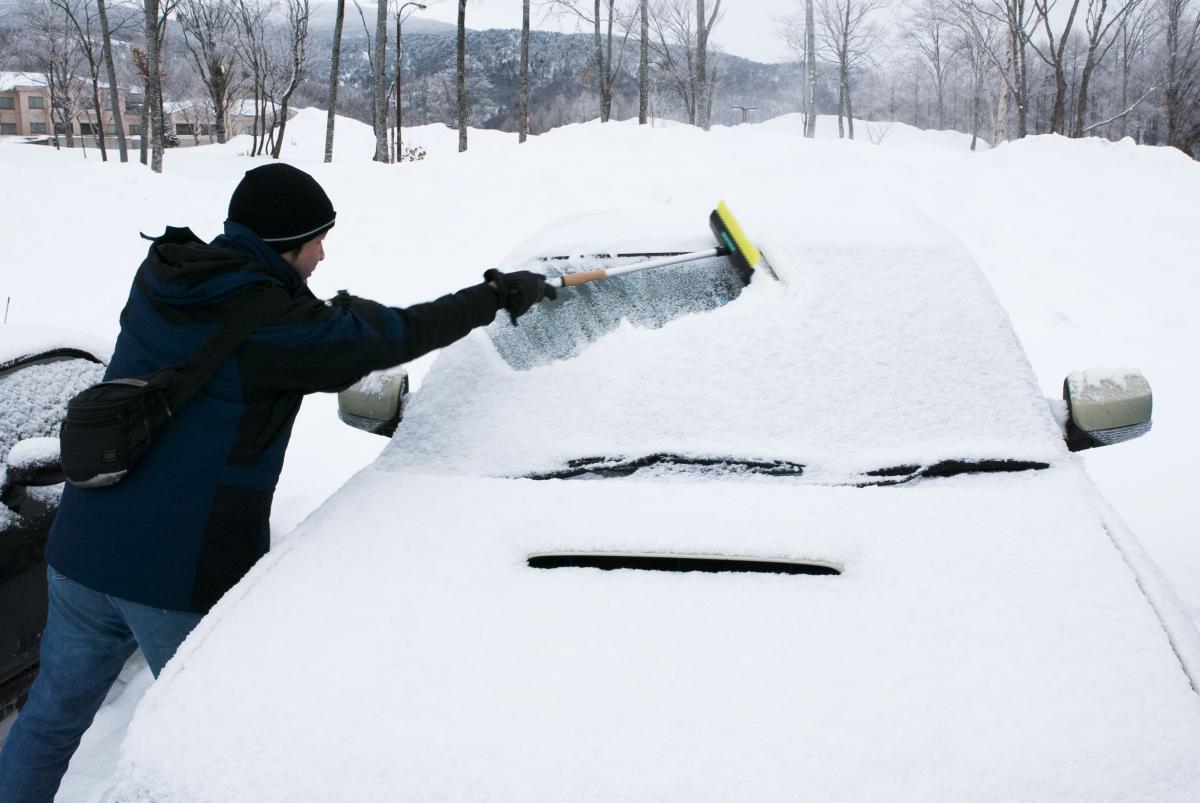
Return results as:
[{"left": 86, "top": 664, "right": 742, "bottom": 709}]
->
[
  {"left": 5, "top": 437, "right": 65, "bottom": 486},
  {"left": 337, "top": 369, "right": 409, "bottom": 438},
  {"left": 1062, "top": 370, "right": 1152, "bottom": 452}
]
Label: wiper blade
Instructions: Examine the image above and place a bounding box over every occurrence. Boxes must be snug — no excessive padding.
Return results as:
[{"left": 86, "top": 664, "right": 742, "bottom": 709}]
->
[
  {"left": 526, "top": 453, "right": 806, "bottom": 480},
  {"left": 859, "top": 459, "right": 1050, "bottom": 486}
]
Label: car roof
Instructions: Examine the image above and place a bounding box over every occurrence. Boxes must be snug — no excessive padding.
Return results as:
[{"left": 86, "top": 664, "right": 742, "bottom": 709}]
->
[
  {"left": 0, "top": 324, "right": 111, "bottom": 370},
  {"left": 114, "top": 466, "right": 1200, "bottom": 801},
  {"left": 380, "top": 204, "right": 1066, "bottom": 480}
]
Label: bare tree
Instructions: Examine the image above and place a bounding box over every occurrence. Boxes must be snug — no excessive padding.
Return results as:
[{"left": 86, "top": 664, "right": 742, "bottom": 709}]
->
[
  {"left": 951, "top": 0, "right": 999, "bottom": 147},
  {"left": 548, "top": 0, "right": 634, "bottom": 123},
  {"left": 693, "top": 0, "right": 720, "bottom": 128},
  {"left": 233, "top": 0, "right": 271, "bottom": 157},
  {"left": 806, "top": 0, "right": 818, "bottom": 135},
  {"left": 324, "top": 0, "right": 345, "bottom": 161},
  {"left": 639, "top": 0, "right": 648, "bottom": 123},
  {"left": 521, "top": 0, "right": 531, "bottom": 140},
  {"left": 96, "top": 0, "right": 128, "bottom": 161},
  {"left": 1072, "top": 0, "right": 1144, "bottom": 136},
  {"left": 648, "top": 0, "right": 719, "bottom": 126},
  {"left": 267, "top": 0, "right": 308, "bottom": 158},
  {"left": 457, "top": 0, "right": 466, "bottom": 151},
  {"left": 1027, "top": 0, "right": 1084, "bottom": 134},
  {"left": 1161, "top": 0, "right": 1200, "bottom": 153},
  {"left": 906, "top": 0, "right": 955, "bottom": 129},
  {"left": 958, "top": 0, "right": 1033, "bottom": 138},
  {"left": 144, "top": 0, "right": 166, "bottom": 170},
  {"left": 649, "top": 0, "right": 696, "bottom": 124},
  {"left": 24, "top": 0, "right": 85, "bottom": 148},
  {"left": 372, "top": 0, "right": 388, "bottom": 160},
  {"left": 53, "top": 0, "right": 111, "bottom": 158},
  {"left": 818, "top": 0, "right": 883, "bottom": 139},
  {"left": 1115, "top": 1, "right": 1150, "bottom": 137},
  {"left": 179, "top": 0, "right": 237, "bottom": 144}
]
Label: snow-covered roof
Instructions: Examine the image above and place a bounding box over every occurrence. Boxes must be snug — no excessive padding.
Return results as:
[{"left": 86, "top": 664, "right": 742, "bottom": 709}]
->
[
  {"left": 380, "top": 204, "right": 1066, "bottom": 480},
  {"left": 0, "top": 71, "right": 47, "bottom": 91},
  {"left": 0, "top": 323, "right": 112, "bottom": 368}
]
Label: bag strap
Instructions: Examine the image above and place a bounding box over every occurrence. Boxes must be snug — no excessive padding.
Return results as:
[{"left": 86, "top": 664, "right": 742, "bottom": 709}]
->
[{"left": 166, "top": 286, "right": 295, "bottom": 409}]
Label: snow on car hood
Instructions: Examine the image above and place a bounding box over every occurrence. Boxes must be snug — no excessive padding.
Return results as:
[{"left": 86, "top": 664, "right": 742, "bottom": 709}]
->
[
  {"left": 379, "top": 204, "right": 1067, "bottom": 480},
  {"left": 114, "top": 465, "right": 1200, "bottom": 802}
]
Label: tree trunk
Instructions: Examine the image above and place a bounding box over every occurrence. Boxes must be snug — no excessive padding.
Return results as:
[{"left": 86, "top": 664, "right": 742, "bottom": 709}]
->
[
  {"left": 1050, "top": 66, "right": 1068, "bottom": 133},
  {"left": 144, "top": 0, "right": 164, "bottom": 173},
  {"left": 89, "top": 76, "right": 108, "bottom": 160},
  {"left": 843, "top": 63, "right": 854, "bottom": 139},
  {"left": 603, "top": 1, "right": 614, "bottom": 121},
  {"left": 140, "top": 79, "right": 149, "bottom": 164},
  {"left": 1074, "top": 49, "right": 1098, "bottom": 137},
  {"left": 97, "top": 0, "right": 126, "bottom": 162},
  {"left": 325, "top": 0, "right": 344, "bottom": 162},
  {"left": 520, "top": 0, "right": 530, "bottom": 141},
  {"left": 804, "top": 0, "right": 816, "bottom": 137},
  {"left": 272, "top": 104, "right": 290, "bottom": 159},
  {"left": 639, "top": 0, "right": 648, "bottom": 124},
  {"left": 396, "top": 12, "right": 406, "bottom": 156},
  {"left": 838, "top": 82, "right": 845, "bottom": 137},
  {"left": 695, "top": 0, "right": 708, "bottom": 129},
  {"left": 457, "top": 0, "right": 467, "bottom": 152},
  {"left": 373, "top": 0, "right": 388, "bottom": 161},
  {"left": 592, "top": 0, "right": 607, "bottom": 122}
]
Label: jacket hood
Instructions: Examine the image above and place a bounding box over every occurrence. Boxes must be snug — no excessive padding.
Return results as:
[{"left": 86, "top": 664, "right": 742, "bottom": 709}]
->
[{"left": 138, "top": 225, "right": 303, "bottom": 307}]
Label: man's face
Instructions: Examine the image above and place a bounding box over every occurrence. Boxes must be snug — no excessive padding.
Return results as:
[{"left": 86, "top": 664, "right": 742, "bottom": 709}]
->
[{"left": 284, "top": 232, "right": 327, "bottom": 281}]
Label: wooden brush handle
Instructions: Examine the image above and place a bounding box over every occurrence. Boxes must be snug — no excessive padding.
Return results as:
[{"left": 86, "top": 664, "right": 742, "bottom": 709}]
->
[{"left": 560, "top": 269, "right": 608, "bottom": 287}]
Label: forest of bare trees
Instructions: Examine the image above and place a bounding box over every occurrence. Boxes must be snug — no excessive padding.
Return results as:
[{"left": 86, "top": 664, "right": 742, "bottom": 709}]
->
[{"left": 1, "top": 0, "right": 1197, "bottom": 168}]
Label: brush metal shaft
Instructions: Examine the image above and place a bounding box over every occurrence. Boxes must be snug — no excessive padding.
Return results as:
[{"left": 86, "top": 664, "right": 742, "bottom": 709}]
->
[{"left": 546, "top": 247, "right": 724, "bottom": 289}]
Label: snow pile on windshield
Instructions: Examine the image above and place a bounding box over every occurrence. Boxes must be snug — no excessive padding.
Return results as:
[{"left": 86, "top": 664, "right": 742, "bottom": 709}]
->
[{"left": 379, "top": 204, "right": 1065, "bottom": 480}]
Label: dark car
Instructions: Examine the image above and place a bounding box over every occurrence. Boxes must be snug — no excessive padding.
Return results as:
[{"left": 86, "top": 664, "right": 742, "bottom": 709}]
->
[{"left": 0, "top": 333, "right": 106, "bottom": 720}]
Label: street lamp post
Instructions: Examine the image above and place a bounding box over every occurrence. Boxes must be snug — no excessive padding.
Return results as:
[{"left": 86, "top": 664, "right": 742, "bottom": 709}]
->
[{"left": 395, "top": 1, "right": 426, "bottom": 161}]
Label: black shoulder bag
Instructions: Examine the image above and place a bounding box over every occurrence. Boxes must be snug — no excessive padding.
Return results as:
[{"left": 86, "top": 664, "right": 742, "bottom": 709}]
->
[{"left": 61, "top": 287, "right": 293, "bottom": 489}]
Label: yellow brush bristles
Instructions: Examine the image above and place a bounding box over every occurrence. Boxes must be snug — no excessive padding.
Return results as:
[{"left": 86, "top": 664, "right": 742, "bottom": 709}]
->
[{"left": 715, "top": 201, "right": 762, "bottom": 270}]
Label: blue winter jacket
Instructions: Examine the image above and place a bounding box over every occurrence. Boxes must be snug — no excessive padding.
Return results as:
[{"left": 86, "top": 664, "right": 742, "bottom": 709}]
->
[{"left": 47, "top": 224, "right": 500, "bottom": 612}]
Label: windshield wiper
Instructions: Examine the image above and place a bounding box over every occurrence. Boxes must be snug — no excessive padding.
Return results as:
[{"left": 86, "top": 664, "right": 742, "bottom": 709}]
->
[
  {"left": 859, "top": 459, "right": 1050, "bottom": 486},
  {"left": 526, "top": 454, "right": 806, "bottom": 480}
]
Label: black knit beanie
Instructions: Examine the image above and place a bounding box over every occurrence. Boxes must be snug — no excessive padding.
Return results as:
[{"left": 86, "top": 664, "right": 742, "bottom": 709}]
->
[{"left": 228, "top": 164, "right": 336, "bottom": 254}]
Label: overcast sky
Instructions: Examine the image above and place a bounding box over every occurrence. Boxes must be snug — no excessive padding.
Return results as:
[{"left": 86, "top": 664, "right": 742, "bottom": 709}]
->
[{"left": 410, "top": 1, "right": 803, "bottom": 64}]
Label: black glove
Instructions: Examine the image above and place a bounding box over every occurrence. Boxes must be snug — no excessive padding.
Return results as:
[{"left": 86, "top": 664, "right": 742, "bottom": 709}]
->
[{"left": 484, "top": 269, "right": 557, "bottom": 325}]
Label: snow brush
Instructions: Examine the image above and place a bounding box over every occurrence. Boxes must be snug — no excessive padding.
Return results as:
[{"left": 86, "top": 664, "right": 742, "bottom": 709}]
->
[{"left": 545, "top": 201, "right": 779, "bottom": 290}]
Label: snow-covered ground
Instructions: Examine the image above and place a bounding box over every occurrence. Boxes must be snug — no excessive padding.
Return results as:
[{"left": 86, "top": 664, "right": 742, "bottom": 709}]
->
[{"left": 1, "top": 108, "right": 1197, "bottom": 800}]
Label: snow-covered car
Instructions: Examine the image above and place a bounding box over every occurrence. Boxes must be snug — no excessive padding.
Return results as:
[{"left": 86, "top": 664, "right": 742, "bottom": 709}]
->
[
  {"left": 0, "top": 327, "right": 107, "bottom": 720},
  {"left": 112, "top": 206, "right": 1199, "bottom": 802}
]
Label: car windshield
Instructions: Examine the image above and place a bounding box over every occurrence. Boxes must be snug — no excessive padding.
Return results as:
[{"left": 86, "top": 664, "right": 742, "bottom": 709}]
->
[
  {"left": 487, "top": 253, "right": 747, "bottom": 370},
  {"left": 378, "top": 208, "right": 1067, "bottom": 483}
]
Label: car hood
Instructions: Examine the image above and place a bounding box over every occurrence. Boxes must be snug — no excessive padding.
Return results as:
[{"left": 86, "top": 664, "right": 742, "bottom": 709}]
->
[{"left": 114, "top": 465, "right": 1200, "bottom": 802}]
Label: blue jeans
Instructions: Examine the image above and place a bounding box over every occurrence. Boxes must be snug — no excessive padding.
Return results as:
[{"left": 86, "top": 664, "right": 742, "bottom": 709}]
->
[{"left": 0, "top": 567, "right": 203, "bottom": 803}]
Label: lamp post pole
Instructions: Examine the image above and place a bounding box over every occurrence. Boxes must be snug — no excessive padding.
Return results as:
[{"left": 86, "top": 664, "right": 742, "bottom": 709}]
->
[{"left": 395, "top": 1, "right": 426, "bottom": 161}]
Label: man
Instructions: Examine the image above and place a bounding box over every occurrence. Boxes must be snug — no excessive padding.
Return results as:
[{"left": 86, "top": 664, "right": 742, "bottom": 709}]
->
[{"left": 0, "top": 163, "right": 554, "bottom": 802}]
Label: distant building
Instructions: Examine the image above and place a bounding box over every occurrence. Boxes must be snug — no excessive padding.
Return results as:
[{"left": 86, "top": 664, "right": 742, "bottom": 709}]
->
[{"left": 1, "top": 72, "right": 290, "bottom": 144}]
